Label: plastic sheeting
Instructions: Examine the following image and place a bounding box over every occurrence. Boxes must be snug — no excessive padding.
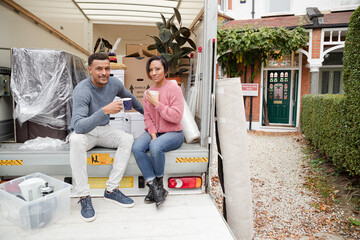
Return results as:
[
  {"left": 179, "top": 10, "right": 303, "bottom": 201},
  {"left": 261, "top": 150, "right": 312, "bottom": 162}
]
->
[
  {"left": 11, "top": 48, "right": 88, "bottom": 130},
  {"left": 169, "top": 80, "right": 200, "bottom": 143},
  {"left": 216, "top": 78, "right": 254, "bottom": 239},
  {"left": 18, "top": 137, "right": 66, "bottom": 150}
]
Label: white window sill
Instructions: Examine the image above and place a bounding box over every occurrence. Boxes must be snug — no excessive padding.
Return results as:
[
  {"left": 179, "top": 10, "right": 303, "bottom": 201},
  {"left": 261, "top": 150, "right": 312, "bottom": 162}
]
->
[{"left": 261, "top": 11, "right": 295, "bottom": 18}]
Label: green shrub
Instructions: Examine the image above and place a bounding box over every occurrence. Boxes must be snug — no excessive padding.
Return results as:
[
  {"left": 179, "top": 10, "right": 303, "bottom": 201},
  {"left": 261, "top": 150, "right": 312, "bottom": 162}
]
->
[
  {"left": 301, "top": 95, "right": 349, "bottom": 171},
  {"left": 342, "top": 6, "right": 360, "bottom": 175}
]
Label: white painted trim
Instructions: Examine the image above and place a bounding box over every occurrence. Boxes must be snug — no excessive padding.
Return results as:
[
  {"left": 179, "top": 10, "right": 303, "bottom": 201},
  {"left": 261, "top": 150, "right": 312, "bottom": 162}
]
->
[
  {"left": 263, "top": 66, "right": 300, "bottom": 70},
  {"left": 321, "top": 44, "right": 345, "bottom": 59},
  {"left": 259, "top": 63, "right": 265, "bottom": 127},
  {"left": 320, "top": 65, "right": 343, "bottom": 68},
  {"left": 258, "top": 125, "right": 298, "bottom": 132},
  {"left": 296, "top": 53, "right": 303, "bottom": 129},
  {"left": 320, "top": 28, "right": 325, "bottom": 60},
  {"left": 297, "top": 49, "right": 310, "bottom": 60},
  {"left": 308, "top": 29, "right": 313, "bottom": 60},
  {"left": 289, "top": 70, "right": 294, "bottom": 126}
]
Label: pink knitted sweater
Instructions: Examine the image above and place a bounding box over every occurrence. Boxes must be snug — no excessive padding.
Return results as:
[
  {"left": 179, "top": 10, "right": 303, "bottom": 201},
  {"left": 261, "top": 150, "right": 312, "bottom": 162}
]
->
[{"left": 143, "top": 80, "right": 184, "bottom": 134}]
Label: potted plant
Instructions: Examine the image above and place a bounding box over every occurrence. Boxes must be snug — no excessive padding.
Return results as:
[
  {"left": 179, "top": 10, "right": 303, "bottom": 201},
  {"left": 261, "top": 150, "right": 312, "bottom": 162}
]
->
[{"left": 147, "top": 8, "right": 196, "bottom": 81}]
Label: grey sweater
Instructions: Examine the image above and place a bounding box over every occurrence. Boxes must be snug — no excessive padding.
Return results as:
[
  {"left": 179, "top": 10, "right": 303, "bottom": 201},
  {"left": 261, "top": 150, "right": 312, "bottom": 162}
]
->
[{"left": 69, "top": 77, "right": 144, "bottom": 134}]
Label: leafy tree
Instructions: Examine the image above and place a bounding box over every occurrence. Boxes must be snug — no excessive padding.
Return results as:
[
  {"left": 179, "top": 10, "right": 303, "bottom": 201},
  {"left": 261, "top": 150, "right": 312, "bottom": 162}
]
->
[{"left": 217, "top": 23, "right": 309, "bottom": 80}]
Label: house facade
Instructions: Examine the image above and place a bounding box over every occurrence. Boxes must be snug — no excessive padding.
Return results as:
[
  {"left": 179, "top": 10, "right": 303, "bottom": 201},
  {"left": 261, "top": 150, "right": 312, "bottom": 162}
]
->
[{"left": 218, "top": 0, "right": 359, "bottom": 131}]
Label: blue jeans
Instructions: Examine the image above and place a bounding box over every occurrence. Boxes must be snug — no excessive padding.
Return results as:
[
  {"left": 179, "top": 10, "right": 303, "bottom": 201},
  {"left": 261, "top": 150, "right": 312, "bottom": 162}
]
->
[{"left": 132, "top": 131, "right": 184, "bottom": 182}]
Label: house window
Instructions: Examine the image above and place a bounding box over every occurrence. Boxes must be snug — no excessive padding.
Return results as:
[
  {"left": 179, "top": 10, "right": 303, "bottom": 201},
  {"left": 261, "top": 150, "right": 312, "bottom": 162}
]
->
[
  {"left": 323, "top": 29, "right": 347, "bottom": 44},
  {"left": 267, "top": 52, "right": 299, "bottom": 68},
  {"left": 266, "top": 0, "right": 291, "bottom": 15},
  {"left": 319, "top": 69, "right": 344, "bottom": 94},
  {"left": 333, "top": 0, "right": 360, "bottom": 10},
  {"left": 219, "top": 0, "right": 228, "bottom": 12}
]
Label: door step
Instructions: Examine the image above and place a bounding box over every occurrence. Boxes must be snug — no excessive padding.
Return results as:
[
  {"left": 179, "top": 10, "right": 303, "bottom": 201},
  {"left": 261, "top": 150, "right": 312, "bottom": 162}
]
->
[{"left": 258, "top": 125, "right": 298, "bottom": 132}]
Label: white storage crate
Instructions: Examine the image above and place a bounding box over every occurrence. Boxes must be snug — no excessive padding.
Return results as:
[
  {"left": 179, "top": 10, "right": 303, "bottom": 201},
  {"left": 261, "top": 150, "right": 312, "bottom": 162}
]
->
[
  {"left": 128, "top": 112, "right": 145, "bottom": 139},
  {"left": 109, "top": 112, "right": 131, "bottom": 134},
  {"left": 0, "top": 173, "right": 72, "bottom": 231}
]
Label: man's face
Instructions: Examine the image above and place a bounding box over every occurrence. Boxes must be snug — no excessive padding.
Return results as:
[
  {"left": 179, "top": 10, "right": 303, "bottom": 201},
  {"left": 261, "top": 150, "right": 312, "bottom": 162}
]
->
[{"left": 88, "top": 59, "right": 111, "bottom": 87}]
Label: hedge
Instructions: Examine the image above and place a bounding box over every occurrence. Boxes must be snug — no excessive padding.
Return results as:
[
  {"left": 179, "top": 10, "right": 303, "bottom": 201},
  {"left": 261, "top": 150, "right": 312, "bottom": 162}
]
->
[
  {"left": 301, "top": 6, "right": 360, "bottom": 176},
  {"left": 300, "top": 95, "right": 351, "bottom": 171},
  {"left": 342, "top": 5, "right": 360, "bottom": 176}
]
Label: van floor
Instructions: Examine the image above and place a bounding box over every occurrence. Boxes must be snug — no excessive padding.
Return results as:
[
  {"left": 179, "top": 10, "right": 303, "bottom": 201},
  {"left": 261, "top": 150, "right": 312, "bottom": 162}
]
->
[{"left": 0, "top": 194, "right": 234, "bottom": 239}]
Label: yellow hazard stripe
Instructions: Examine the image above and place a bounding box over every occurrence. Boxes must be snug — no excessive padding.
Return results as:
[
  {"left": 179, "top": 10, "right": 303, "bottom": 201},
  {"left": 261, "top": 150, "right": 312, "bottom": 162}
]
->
[
  {"left": 176, "top": 157, "right": 208, "bottom": 163},
  {"left": 0, "top": 160, "right": 23, "bottom": 165},
  {"left": 88, "top": 177, "right": 133, "bottom": 188}
]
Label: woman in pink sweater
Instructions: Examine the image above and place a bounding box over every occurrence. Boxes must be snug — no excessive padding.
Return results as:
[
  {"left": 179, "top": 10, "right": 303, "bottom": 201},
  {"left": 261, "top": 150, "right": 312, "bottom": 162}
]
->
[{"left": 132, "top": 56, "right": 184, "bottom": 208}]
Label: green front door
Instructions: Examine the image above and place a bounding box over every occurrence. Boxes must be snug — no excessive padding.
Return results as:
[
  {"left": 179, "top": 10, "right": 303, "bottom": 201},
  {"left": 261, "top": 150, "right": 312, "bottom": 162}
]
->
[{"left": 267, "top": 70, "right": 291, "bottom": 124}]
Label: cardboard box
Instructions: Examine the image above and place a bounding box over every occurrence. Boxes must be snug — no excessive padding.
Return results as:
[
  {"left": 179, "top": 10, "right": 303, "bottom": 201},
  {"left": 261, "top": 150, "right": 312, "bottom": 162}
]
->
[
  {"left": 126, "top": 44, "right": 158, "bottom": 57},
  {"left": 123, "top": 57, "right": 153, "bottom": 107},
  {"left": 0, "top": 173, "right": 72, "bottom": 231}
]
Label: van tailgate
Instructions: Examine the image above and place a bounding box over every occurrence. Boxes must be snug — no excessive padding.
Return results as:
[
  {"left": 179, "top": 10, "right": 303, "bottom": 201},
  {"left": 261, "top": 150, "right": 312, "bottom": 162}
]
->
[{"left": 1, "top": 194, "right": 235, "bottom": 239}]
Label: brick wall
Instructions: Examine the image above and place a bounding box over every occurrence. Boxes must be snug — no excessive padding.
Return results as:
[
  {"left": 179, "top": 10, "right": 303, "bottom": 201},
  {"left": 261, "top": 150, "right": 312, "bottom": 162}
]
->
[
  {"left": 299, "top": 54, "right": 311, "bottom": 117},
  {"left": 239, "top": 64, "right": 261, "bottom": 122},
  {"left": 312, "top": 29, "right": 322, "bottom": 59}
]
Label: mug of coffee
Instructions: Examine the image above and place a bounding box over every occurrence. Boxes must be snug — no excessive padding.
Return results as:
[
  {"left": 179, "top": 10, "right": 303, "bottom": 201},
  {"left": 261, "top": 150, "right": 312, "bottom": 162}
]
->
[
  {"left": 148, "top": 90, "right": 159, "bottom": 101},
  {"left": 122, "top": 98, "right": 132, "bottom": 111}
]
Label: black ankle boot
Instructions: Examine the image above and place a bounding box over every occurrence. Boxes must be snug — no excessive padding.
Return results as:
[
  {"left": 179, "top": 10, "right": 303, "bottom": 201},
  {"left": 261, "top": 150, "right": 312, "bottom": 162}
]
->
[
  {"left": 144, "top": 186, "right": 155, "bottom": 204},
  {"left": 154, "top": 177, "right": 168, "bottom": 209},
  {"left": 147, "top": 178, "right": 168, "bottom": 209}
]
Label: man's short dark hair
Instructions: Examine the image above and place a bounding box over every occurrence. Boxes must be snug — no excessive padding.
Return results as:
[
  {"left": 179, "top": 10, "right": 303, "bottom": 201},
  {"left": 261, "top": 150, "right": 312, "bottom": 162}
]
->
[
  {"left": 146, "top": 56, "right": 169, "bottom": 79},
  {"left": 88, "top": 52, "right": 110, "bottom": 66}
]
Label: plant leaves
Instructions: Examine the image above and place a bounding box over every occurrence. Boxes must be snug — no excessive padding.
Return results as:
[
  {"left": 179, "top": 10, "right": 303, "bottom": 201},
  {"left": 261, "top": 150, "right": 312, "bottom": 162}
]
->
[
  {"left": 176, "top": 37, "right": 187, "bottom": 46},
  {"left": 180, "top": 47, "right": 194, "bottom": 56},
  {"left": 174, "top": 8, "right": 181, "bottom": 24},
  {"left": 159, "top": 29, "right": 172, "bottom": 43},
  {"left": 180, "top": 27, "right": 191, "bottom": 38},
  {"left": 147, "top": 44, "right": 157, "bottom": 50},
  {"left": 156, "top": 22, "right": 165, "bottom": 31},
  {"left": 166, "top": 15, "right": 175, "bottom": 29},
  {"left": 160, "top": 14, "right": 166, "bottom": 25},
  {"left": 187, "top": 39, "right": 196, "bottom": 50}
]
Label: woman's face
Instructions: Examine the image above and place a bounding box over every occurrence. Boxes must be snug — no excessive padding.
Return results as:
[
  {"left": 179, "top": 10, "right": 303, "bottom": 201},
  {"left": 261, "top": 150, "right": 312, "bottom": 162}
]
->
[{"left": 148, "top": 60, "right": 166, "bottom": 84}]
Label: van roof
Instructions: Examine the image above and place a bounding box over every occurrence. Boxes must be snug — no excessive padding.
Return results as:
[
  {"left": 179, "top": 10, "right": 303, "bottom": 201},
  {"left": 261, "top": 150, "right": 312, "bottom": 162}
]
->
[{"left": 73, "top": 0, "right": 204, "bottom": 27}]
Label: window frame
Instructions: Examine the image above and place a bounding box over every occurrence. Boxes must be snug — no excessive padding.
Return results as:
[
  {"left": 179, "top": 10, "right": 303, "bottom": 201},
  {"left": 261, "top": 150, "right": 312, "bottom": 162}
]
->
[
  {"left": 219, "top": 0, "right": 228, "bottom": 12},
  {"left": 263, "top": 0, "right": 294, "bottom": 17},
  {"left": 318, "top": 68, "right": 344, "bottom": 95},
  {"left": 332, "top": 0, "right": 360, "bottom": 12}
]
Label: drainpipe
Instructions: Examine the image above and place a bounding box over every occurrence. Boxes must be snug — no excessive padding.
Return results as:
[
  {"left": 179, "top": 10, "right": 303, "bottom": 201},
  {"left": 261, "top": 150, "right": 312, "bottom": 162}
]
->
[
  {"left": 249, "top": 64, "right": 254, "bottom": 131},
  {"left": 248, "top": 1, "right": 255, "bottom": 130},
  {"left": 251, "top": 0, "right": 255, "bottom": 19}
]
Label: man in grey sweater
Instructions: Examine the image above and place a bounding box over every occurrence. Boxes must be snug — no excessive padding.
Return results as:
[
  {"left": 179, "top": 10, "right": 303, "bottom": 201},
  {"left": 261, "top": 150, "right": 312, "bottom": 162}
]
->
[{"left": 69, "top": 52, "right": 144, "bottom": 222}]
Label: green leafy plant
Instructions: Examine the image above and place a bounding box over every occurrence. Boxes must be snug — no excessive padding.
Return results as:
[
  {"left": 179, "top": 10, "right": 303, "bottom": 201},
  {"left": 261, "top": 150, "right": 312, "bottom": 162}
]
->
[
  {"left": 93, "top": 38, "right": 113, "bottom": 53},
  {"left": 147, "top": 8, "right": 196, "bottom": 76},
  {"left": 342, "top": 5, "right": 360, "bottom": 177},
  {"left": 217, "top": 23, "right": 309, "bottom": 79},
  {"left": 349, "top": 217, "right": 360, "bottom": 226}
]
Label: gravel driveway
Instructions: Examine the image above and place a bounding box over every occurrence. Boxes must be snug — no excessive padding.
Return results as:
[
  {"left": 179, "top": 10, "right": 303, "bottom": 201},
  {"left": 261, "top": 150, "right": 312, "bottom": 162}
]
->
[{"left": 212, "top": 131, "right": 356, "bottom": 239}]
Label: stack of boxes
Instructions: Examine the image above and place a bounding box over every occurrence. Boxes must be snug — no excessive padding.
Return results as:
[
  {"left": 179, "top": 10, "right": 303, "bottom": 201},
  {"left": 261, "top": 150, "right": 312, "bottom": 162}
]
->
[{"left": 109, "top": 58, "right": 146, "bottom": 139}]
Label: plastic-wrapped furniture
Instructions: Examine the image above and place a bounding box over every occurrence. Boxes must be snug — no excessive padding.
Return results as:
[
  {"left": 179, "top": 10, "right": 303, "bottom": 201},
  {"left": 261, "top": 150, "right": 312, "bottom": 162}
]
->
[{"left": 11, "top": 48, "right": 88, "bottom": 142}]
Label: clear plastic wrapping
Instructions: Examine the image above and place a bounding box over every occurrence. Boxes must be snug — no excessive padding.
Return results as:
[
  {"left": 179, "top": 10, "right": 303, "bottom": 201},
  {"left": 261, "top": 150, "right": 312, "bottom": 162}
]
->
[
  {"left": 11, "top": 48, "right": 88, "bottom": 130},
  {"left": 18, "top": 137, "right": 66, "bottom": 150}
]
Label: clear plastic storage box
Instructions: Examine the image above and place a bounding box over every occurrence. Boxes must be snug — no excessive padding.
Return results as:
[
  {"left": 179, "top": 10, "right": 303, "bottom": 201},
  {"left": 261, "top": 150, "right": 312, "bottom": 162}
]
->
[{"left": 0, "top": 173, "right": 72, "bottom": 231}]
